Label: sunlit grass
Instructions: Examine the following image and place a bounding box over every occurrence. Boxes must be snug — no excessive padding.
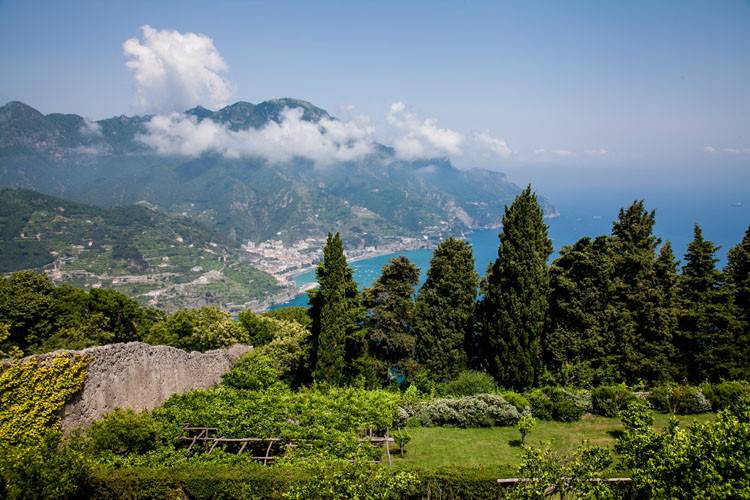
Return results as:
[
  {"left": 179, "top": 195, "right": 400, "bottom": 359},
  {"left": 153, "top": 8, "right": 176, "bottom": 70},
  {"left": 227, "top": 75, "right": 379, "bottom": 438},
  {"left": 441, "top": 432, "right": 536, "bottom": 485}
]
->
[{"left": 392, "top": 412, "right": 715, "bottom": 471}]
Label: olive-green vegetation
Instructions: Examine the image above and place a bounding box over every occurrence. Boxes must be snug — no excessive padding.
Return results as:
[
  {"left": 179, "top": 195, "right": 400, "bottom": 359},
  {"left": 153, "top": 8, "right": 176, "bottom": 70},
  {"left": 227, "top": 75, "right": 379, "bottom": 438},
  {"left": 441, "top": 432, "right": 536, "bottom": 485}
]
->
[
  {"left": 2, "top": 187, "right": 750, "bottom": 498},
  {"left": 363, "top": 256, "right": 420, "bottom": 386},
  {"left": 414, "top": 238, "right": 478, "bottom": 381},
  {"left": 0, "top": 188, "right": 281, "bottom": 311},
  {"left": 309, "top": 233, "right": 366, "bottom": 386},
  {"left": 0, "top": 354, "right": 89, "bottom": 446},
  {"left": 477, "top": 186, "right": 552, "bottom": 390}
]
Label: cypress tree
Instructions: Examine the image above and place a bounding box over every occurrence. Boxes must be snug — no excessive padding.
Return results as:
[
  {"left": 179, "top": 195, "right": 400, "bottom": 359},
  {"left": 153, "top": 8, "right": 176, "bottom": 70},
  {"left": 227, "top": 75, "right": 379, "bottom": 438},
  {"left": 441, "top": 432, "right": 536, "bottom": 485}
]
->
[
  {"left": 676, "top": 225, "right": 742, "bottom": 382},
  {"left": 478, "top": 186, "right": 552, "bottom": 390},
  {"left": 723, "top": 226, "right": 750, "bottom": 379},
  {"left": 610, "top": 201, "right": 675, "bottom": 383},
  {"left": 362, "top": 256, "right": 420, "bottom": 385},
  {"left": 414, "top": 238, "right": 478, "bottom": 381},
  {"left": 545, "top": 236, "right": 619, "bottom": 386},
  {"left": 310, "top": 233, "right": 364, "bottom": 385}
]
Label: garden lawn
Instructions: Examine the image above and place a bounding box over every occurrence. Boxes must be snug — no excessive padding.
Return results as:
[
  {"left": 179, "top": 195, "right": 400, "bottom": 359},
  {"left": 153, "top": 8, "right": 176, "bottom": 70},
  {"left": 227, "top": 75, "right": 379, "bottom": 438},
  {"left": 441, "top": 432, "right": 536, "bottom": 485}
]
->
[{"left": 393, "top": 412, "right": 715, "bottom": 470}]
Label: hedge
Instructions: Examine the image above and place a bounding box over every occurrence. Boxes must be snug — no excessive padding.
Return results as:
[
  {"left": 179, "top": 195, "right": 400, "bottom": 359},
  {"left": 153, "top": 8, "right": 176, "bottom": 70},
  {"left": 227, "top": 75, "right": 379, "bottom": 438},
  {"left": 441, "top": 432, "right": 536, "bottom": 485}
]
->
[{"left": 87, "top": 463, "right": 511, "bottom": 499}]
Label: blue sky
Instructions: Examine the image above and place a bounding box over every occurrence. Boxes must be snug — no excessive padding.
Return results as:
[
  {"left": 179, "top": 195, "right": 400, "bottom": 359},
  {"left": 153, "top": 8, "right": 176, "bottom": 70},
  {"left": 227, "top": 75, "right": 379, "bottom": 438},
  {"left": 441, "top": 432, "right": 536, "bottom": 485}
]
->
[{"left": 1, "top": 0, "right": 748, "bottom": 187}]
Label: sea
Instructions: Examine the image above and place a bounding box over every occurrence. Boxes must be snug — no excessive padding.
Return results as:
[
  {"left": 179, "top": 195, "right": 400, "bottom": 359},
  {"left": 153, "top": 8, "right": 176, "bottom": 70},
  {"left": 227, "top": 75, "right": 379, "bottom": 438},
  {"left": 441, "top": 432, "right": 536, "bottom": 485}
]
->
[{"left": 271, "top": 183, "right": 748, "bottom": 309}]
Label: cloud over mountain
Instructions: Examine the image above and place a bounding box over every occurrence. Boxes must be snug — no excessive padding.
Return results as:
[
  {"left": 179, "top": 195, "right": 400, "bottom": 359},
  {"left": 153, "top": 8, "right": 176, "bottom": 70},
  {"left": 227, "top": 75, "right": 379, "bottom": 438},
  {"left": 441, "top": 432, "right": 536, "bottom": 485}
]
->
[
  {"left": 138, "top": 107, "right": 375, "bottom": 165},
  {"left": 386, "top": 102, "right": 464, "bottom": 160},
  {"left": 123, "top": 25, "right": 233, "bottom": 113}
]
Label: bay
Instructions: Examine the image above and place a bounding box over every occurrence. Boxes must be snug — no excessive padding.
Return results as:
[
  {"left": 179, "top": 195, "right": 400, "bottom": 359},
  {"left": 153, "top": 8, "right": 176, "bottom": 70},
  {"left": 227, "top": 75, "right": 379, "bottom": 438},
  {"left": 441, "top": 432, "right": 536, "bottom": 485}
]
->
[{"left": 271, "top": 187, "right": 748, "bottom": 309}]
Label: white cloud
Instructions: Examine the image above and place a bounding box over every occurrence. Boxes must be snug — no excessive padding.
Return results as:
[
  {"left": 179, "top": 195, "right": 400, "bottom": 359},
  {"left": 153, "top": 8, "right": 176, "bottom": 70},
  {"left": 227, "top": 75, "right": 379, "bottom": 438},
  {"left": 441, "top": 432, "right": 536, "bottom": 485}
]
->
[
  {"left": 123, "top": 25, "right": 233, "bottom": 113},
  {"left": 703, "top": 145, "right": 750, "bottom": 155},
  {"left": 474, "top": 131, "right": 512, "bottom": 159},
  {"left": 387, "top": 102, "right": 464, "bottom": 159},
  {"left": 534, "top": 148, "right": 576, "bottom": 158},
  {"left": 79, "top": 119, "right": 102, "bottom": 137},
  {"left": 138, "top": 107, "right": 375, "bottom": 165},
  {"left": 585, "top": 148, "right": 608, "bottom": 157}
]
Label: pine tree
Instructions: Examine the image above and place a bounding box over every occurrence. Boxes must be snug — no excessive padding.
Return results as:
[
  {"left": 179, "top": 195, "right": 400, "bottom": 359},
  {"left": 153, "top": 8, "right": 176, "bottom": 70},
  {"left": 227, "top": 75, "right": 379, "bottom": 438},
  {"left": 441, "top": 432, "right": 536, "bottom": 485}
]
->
[
  {"left": 610, "top": 201, "right": 675, "bottom": 383},
  {"left": 414, "top": 238, "right": 478, "bottom": 381},
  {"left": 478, "top": 186, "right": 552, "bottom": 390},
  {"left": 676, "top": 225, "right": 742, "bottom": 382},
  {"left": 310, "top": 233, "right": 365, "bottom": 385},
  {"left": 362, "top": 256, "right": 420, "bottom": 386}
]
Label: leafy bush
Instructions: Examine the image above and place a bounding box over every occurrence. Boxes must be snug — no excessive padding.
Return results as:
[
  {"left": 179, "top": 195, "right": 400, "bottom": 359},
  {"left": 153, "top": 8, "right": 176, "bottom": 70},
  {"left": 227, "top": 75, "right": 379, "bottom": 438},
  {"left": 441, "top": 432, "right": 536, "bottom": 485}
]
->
[
  {"left": 87, "top": 409, "right": 167, "bottom": 457},
  {"left": 87, "top": 462, "right": 508, "bottom": 499},
  {"left": 416, "top": 394, "right": 519, "bottom": 427},
  {"left": 617, "top": 397, "right": 750, "bottom": 498},
  {"left": 263, "top": 306, "right": 312, "bottom": 330},
  {"left": 0, "top": 354, "right": 89, "bottom": 446},
  {"left": 145, "top": 307, "right": 247, "bottom": 351},
  {"left": 238, "top": 310, "right": 277, "bottom": 347},
  {"left": 153, "top": 385, "right": 401, "bottom": 459},
  {"left": 527, "top": 389, "right": 554, "bottom": 420},
  {"left": 527, "top": 387, "right": 589, "bottom": 422},
  {"left": 591, "top": 384, "right": 636, "bottom": 417},
  {"left": 648, "top": 384, "right": 712, "bottom": 414},
  {"left": 501, "top": 391, "right": 530, "bottom": 413},
  {"left": 0, "top": 433, "right": 91, "bottom": 499},
  {"left": 222, "top": 352, "right": 282, "bottom": 390},
  {"left": 517, "top": 414, "right": 537, "bottom": 445},
  {"left": 438, "top": 370, "right": 496, "bottom": 397},
  {"left": 701, "top": 381, "right": 750, "bottom": 411}
]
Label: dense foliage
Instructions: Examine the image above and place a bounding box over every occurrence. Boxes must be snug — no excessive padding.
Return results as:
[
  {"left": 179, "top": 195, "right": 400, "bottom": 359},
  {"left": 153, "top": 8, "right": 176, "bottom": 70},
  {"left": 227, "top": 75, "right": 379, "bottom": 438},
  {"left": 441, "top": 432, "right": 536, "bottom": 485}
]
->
[
  {"left": 309, "top": 233, "right": 366, "bottom": 386},
  {"left": 617, "top": 398, "right": 750, "bottom": 498},
  {"left": 478, "top": 186, "right": 552, "bottom": 390},
  {"left": 414, "top": 238, "right": 478, "bottom": 381},
  {"left": 0, "top": 354, "right": 89, "bottom": 446}
]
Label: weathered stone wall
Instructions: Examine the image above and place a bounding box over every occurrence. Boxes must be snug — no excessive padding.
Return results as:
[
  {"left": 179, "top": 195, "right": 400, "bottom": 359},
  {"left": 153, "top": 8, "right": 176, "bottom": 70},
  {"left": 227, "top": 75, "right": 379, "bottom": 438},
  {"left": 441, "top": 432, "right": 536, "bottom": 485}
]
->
[{"left": 40, "top": 342, "right": 251, "bottom": 430}]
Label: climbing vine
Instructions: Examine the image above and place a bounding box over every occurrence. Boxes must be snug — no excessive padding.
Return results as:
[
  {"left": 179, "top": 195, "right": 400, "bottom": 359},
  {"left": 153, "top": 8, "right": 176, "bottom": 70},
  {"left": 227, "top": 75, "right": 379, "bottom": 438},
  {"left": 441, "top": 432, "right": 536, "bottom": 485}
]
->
[{"left": 0, "top": 354, "right": 89, "bottom": 446}]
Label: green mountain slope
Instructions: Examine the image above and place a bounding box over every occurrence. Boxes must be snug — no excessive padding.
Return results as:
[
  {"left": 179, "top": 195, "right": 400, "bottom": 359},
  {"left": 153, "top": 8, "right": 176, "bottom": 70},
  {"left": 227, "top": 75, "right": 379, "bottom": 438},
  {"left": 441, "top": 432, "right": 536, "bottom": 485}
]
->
[
  {"left": 0, "top": 99, "right": 556, "bottom": 246},
  {"left": 0, "top": 189, "right": 283, "bottom": 311}
]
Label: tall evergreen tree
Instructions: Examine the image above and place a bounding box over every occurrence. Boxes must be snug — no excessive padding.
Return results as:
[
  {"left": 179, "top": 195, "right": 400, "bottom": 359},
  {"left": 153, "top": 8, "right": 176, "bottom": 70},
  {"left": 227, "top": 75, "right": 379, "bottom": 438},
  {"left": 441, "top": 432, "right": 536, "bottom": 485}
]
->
[
  {"left": 723, "top": 226, "right": 750, "bottom": 379},
  {"left": 478, "top": 186, "right": 552, "bottom": 390},
  {"left": 545, "top": 236, "right": 619, "bottom": 386},
  {"left": 610, "top": 201, "right": 675, "bottom": 382},
  {"left": 310, "top": 233, "right": 365, "bottom": 385},
  {"left": 414, "top": 238, "right": 478, "bottom": 381},
  {"left": 362, "top": 257, "right": 420, "bottom": 385},
  {"left": 676, "top": 225, "right": 742, "bottom": 382}
]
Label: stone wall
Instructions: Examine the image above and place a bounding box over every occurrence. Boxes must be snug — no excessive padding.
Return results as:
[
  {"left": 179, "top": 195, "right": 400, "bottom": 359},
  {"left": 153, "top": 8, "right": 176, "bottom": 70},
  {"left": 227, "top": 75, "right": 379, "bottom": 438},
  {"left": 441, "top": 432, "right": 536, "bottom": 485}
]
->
[{"left": 43, "top": 342, "right": 251, "bottom": 430}]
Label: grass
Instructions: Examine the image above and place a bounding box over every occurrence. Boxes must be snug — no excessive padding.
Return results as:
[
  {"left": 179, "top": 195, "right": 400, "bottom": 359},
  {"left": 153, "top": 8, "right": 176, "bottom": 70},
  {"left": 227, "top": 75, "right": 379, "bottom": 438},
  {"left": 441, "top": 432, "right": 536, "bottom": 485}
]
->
[{"left": 392, "top": 412, "right": 715, "bottom": 471}]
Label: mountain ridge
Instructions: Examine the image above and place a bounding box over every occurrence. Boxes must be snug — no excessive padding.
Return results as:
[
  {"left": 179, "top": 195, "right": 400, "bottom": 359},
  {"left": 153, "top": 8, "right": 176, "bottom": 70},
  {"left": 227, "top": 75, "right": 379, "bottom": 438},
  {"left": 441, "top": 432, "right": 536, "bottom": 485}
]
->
[{"left": 0, "top": 99, "right": 556, "bottom": 246}]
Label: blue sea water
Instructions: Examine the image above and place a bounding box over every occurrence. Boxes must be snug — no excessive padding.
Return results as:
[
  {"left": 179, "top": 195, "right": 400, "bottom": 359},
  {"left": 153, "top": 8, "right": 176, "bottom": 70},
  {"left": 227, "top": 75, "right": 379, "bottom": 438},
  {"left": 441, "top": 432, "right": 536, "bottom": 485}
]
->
[{"left": 272, "top": 185, "right": 748, "bottom": 309}]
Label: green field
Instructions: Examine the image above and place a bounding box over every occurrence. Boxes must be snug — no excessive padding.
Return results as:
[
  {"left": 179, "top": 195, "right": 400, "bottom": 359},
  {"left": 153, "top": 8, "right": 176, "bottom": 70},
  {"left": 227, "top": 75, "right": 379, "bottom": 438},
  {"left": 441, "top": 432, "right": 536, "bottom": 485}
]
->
[{"left": 393, "top": 412, "right": 715, "bottom": 471}]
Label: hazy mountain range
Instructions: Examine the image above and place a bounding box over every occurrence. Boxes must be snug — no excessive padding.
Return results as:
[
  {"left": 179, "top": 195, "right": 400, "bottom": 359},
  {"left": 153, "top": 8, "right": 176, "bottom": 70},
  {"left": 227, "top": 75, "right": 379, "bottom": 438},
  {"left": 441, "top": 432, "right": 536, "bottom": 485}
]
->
[{"left": 0, "top": 98, "right": 555, "bottom": 246}]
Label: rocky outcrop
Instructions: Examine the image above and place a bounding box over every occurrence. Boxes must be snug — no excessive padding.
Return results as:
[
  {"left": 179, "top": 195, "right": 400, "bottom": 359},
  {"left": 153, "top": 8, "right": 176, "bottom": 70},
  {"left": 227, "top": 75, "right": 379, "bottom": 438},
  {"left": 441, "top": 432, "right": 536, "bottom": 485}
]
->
[{"left": 37, "top": 342, "right": 251, "bottom": 430}]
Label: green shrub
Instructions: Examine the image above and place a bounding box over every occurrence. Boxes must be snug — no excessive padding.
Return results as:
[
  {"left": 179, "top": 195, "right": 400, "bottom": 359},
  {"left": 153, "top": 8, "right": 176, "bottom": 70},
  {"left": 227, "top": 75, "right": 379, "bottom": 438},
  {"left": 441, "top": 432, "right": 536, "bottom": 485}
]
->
[
  {"left": 87, "top": 409, "right": 166, "bottom": 457},
  {"left": 417, "top": 394, "right": 519, "bottom": 427},
  {"left": 223, "top": 352, "right": 283, "bottom": 391},
  {"left": 0, "top": 354, "right": 89, "bottom": 446},
  {"left": 617, "top": 397, "right": 750, "bottom": 498},
  {"left": 145, "top": 307, "right": 247, "bottom": 351},
  {"left": 263, "top": 306, "right": 312, "bottom": 330},
  {"left": 701, "top": 381, "right": 750, "bottom": 411},
  {"left": 591, "top": 384, "right": 636, "bottom": 417},
  {"left": 527, "top": 389, "right": 554, "bottom": 420},
  {"left": 501, "top": 391, "right": 530, "bottom": 413},
  {"left": 517, "top": 414, "right": 537, "bottom": 445},
  {"left": 648, "top": 384, "right": 711, "bottom": 414},
  {"left": 527, "top": 387, "right": 588, "bottom": 422},
  {"left": 438, "top": 370, "right": 496, "bottom": 397},
  {"left": 0, "top": 433, "right": 91, "bottom": 499}
]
